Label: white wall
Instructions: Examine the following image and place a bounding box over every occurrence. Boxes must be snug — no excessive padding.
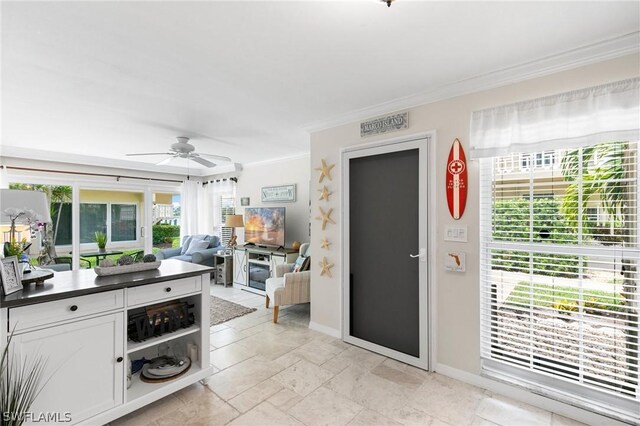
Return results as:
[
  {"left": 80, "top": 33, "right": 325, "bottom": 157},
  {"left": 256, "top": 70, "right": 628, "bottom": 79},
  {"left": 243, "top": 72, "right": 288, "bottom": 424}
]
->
[
  {"left": 234, "top": 154, "right": 310, "bottom": 247},
  {"left": 309, "top": 54, "right": 640, "bottom": 374}
]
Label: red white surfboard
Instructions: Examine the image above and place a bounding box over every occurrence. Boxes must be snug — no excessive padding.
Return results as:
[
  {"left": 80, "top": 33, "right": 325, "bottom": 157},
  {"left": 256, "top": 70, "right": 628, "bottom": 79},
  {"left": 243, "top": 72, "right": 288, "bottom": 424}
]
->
[{"left": 446, "top": 138, "right": 467, "bottom": 220}]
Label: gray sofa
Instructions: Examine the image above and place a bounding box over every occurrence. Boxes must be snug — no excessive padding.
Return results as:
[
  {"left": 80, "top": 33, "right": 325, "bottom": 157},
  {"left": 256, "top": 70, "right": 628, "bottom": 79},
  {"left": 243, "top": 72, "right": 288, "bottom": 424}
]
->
[{"left": 155, "top": 234, "right": 224, "bottom": 267}]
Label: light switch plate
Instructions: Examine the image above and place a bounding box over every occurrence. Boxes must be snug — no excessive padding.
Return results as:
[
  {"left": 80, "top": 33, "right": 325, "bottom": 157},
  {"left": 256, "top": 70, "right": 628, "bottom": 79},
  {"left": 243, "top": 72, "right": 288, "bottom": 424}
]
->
[{"left": 444, "top": 225, "right": 468, "bottom": 242}]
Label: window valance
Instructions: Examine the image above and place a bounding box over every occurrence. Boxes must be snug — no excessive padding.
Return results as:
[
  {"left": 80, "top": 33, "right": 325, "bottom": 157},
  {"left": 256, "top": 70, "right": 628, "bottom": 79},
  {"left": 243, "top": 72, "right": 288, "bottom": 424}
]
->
[{"left": 469, "top": 77, "right": 640, "bottom": 159}]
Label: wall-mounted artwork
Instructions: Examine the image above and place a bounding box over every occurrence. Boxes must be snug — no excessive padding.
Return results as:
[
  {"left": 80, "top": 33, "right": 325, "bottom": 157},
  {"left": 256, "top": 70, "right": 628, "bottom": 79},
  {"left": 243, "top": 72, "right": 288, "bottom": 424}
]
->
[
  {"left": 261, "top": 184, "right": 296, "bottom": 203},
  {"left": 446, "top": 138, "right": 467, "bottom": 220}
]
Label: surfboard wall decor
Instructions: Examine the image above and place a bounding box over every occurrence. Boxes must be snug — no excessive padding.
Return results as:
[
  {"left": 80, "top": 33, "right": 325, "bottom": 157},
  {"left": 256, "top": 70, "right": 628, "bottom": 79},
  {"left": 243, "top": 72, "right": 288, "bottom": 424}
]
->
[{"left": 446, "top": 138, "right": 468, "bottom": 220}]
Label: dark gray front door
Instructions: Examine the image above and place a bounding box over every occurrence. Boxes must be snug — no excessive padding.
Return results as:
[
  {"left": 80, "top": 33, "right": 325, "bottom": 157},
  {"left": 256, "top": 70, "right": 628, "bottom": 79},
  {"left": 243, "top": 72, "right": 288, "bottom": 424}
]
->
[{"left": 348, "top": 148, "right": 421, "bottom": 357}]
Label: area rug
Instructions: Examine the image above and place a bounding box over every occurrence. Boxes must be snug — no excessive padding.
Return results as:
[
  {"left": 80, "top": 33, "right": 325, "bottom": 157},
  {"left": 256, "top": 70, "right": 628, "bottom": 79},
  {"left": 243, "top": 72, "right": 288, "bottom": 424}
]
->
[{"left": 210, "top": 296, "right": 257, "bottom": 325}]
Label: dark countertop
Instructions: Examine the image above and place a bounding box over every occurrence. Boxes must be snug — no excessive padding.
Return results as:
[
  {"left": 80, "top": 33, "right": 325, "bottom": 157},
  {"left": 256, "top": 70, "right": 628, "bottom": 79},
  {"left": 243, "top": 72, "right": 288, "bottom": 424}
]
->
[{"left": 1, "top": 259, "right": 214, "bottom": 309}]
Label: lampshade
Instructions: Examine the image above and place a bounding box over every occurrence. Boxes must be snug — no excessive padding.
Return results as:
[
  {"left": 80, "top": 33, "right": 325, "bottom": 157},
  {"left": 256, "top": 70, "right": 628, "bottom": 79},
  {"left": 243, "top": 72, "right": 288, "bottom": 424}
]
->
[
  {"left": 0, "top": 189, "right": 52, "bottom": 224},
  {"left": 224, "top": 214, "right": 244, "bottom": 228}
]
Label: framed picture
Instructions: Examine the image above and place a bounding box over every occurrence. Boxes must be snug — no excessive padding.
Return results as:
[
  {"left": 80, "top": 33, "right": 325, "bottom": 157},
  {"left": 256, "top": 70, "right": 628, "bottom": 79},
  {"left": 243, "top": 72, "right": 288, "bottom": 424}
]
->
[
  {"left": 241, "top": 197, "right": 250, "bottom": 206},
  {"left": 1, "top": 256, "right": 22, "bottom": 296},
  {"left": 261, "top": 184, "right": 296, "bottom": 203}
]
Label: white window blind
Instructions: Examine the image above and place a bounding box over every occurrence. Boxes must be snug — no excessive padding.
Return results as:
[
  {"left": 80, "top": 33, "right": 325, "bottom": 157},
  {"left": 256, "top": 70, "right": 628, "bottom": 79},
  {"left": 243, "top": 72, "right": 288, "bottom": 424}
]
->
[
  {"left": 480, "top": 141, "right": 639, "bottom": 420},
  {"left": 219, "top": 196, "right": 235, "bottom": 246}
]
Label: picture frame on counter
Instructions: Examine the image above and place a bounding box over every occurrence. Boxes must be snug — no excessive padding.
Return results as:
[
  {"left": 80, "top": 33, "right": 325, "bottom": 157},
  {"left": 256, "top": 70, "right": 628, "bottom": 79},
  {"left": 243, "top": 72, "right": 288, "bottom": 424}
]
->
[
  {"left": 1, "top": 255, "right": 22, "bottom": 295},
  {"left": 261, "top": 184, "right": 296, "bottom": 203}
]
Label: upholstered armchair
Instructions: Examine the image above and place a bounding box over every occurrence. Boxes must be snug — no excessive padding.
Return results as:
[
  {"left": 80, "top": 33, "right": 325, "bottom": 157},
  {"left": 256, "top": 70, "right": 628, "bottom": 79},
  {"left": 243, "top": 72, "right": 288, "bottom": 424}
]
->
[{"left": 265, "top": 243, "right": 310, "bottom": 323}]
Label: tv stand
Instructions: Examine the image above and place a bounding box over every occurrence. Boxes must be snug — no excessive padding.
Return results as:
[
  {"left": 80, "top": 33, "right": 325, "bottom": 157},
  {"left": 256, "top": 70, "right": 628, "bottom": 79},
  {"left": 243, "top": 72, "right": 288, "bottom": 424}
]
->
[{"left": 232, "top": 245, "right": 298, "bottom": 295}]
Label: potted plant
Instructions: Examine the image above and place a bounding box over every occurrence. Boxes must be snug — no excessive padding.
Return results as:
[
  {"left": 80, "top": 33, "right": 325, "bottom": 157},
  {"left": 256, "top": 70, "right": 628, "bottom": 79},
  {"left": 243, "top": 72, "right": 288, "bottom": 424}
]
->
[
  {"left": 95, "top": 231, "right": 107, "bottom": 252},
  {"left": 1, "top": 333, "right": 47, "bottom": 426}
]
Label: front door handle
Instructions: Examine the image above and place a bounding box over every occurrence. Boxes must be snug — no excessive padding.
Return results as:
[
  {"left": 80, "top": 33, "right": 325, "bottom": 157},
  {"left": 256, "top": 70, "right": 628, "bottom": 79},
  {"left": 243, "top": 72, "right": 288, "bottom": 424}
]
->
[{"left": 409, "top": 248, "right": 426, "bottom": 262}]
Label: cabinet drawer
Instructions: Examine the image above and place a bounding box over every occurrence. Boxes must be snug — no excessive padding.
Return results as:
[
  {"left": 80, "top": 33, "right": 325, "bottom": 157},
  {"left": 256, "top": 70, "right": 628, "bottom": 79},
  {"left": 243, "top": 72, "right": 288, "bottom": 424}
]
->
[
  {"left": 127, "top": 277, "right": 201, "bottom": 306},
  {"left": 9, "top": 290, "right": 124, "bottom": 332}
]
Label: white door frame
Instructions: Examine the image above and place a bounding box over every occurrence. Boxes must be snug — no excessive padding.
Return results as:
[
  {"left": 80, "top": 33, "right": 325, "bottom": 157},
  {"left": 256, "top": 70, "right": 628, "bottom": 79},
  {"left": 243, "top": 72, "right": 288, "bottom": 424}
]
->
[{"left": 341, "top": 131, "right": 436, "bottom": 371}]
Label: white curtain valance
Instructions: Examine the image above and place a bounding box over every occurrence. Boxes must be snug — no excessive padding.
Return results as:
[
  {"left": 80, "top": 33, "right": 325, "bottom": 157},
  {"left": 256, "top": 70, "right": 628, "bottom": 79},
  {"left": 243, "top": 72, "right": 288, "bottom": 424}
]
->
[{"left": 469, "top": 77, "right": 640, "bottom": 159}]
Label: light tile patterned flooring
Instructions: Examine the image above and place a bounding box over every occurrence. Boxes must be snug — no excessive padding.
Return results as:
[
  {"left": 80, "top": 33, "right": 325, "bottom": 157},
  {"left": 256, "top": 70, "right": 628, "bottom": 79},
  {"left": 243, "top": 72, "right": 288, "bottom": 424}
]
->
[{"left": 113, "top": 284, "right": 586, "bottom": 426}]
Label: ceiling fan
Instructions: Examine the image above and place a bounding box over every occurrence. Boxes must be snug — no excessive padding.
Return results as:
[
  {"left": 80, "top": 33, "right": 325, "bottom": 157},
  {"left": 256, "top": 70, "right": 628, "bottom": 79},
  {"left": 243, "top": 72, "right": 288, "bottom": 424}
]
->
[{"left": 126, "top": 137, "right": 232, "bottom": 168}]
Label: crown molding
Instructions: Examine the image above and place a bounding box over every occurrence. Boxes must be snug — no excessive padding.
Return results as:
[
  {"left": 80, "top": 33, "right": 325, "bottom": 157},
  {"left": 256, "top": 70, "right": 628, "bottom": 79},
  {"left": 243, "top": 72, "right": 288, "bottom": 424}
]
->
[
  {"left": 241, "top": 151, "right": 310, "bottom": 169},
  {"left": 0, "top": 145, "right": 236, "bottom": 177},
  {"left": 302, "top": 32, "right": 640, "bottom": 134}
]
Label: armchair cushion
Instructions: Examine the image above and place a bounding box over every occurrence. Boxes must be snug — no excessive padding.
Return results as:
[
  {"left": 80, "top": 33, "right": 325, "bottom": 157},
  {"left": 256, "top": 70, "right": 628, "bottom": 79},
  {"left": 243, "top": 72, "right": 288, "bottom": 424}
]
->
[{"left": 265, "top": 270, "right": 311, "bottom": 307}]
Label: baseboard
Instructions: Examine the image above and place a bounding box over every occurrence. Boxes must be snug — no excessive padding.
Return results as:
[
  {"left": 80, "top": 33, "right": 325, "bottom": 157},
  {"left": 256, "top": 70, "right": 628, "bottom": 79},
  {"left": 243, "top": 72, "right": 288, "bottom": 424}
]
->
[
  {"left": 308, "top": 321, "right": 341, "bottom": 338},
  {"left": 435, "top": 363, "right": 629, "bottom": 426}
]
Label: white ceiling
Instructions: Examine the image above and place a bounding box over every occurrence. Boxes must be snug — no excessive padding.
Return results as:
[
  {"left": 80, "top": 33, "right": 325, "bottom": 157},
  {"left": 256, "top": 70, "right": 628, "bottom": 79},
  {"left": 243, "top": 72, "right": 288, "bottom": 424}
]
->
[{"left": 1, "top": 1, "right": 638, "bottom": 175}]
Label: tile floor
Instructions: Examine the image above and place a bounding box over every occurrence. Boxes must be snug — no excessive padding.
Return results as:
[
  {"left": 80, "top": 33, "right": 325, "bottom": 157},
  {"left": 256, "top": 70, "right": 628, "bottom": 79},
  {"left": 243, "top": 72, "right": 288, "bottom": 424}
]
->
[{"left": 113, "top": 284, "right": 586, "bottom": 426}]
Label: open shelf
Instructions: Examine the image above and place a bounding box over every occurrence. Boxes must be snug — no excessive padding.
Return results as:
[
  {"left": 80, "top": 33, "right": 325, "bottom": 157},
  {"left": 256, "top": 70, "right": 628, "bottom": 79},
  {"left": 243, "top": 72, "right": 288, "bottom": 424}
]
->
[
  {"left": 127, "top": 324, "right": 200, "bottom": 354},
  {"left": 126, "top": 363, "right": 208, "bottom": 403}
]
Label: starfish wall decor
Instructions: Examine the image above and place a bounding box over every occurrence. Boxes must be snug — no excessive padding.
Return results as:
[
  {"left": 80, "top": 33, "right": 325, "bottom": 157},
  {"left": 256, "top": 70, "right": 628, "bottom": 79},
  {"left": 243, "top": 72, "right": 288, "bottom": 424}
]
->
[
  {"left": 320, "top": 237, "right": 331, "bottom": 250},
  {"left": 318, "top": 185, "right": 332, "bottom": 202},
  {"left": 319, "top": 257, "right": 334, "bottom": 277},
  {"left": 315, "top": 207, "right": 335, "bottom": 230},
  {"left": 315, "top": 159, "right": 335, "bottom": 183}
]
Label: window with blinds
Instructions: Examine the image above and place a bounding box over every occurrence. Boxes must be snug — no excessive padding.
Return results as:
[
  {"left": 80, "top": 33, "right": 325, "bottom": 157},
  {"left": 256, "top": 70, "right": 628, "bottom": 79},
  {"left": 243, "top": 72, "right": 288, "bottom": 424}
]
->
[
  {"left": 480, "top": 141, "right": 639, "bottom": 415},
  {"left": 219, "top": 196, "right": 235, "bottom": 246}
]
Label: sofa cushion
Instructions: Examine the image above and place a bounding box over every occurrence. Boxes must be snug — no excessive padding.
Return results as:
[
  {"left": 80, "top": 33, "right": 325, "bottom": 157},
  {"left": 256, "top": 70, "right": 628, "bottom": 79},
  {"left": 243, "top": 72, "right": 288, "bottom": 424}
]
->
[
  {"left": 173, "top": 254, "right": 193, "bottom": 262},
  {"left": 207, "top": 235, "right": 221, "bottom": 248},
  {"left": 185, "top": 239, "right": 209, "bottom": 255}
]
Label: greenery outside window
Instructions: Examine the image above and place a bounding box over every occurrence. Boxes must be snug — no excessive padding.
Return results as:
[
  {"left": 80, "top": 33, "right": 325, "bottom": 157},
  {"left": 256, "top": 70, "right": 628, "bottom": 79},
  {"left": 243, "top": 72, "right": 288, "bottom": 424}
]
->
[{"left": 480, "top": 141, "right": 639, "bottom": 417}]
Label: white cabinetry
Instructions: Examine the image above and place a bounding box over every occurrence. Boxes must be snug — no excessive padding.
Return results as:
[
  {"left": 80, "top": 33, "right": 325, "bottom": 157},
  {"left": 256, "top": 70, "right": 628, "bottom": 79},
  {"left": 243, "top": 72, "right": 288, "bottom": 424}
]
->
[
  {"left": 2, "top": 269, "right": 212, "bottom": 426},
  {"left": 12, "top": 313, "right": 124, "bottom": 424},
  {"left": 233, "top": 246, "right": 298, "bottom": 294},
  {"left": 233, "top": 248, "right": 247, "bottom": 285}
]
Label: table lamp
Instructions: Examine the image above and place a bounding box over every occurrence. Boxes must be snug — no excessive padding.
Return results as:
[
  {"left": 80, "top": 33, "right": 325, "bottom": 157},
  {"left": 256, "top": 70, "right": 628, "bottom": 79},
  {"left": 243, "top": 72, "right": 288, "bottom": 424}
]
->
[{"left": 224, "top": 214, "right": 244, "bottom": 249}]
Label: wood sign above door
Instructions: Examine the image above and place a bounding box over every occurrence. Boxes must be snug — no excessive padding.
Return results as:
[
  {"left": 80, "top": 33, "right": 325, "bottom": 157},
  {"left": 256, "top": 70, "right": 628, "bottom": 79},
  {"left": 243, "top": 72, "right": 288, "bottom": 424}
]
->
[
  {"left": 446, "top": 138, "right": 468, "bottom": 220},
  {"left": 360, "top": 112, "right": 408, "bottom": 137}
]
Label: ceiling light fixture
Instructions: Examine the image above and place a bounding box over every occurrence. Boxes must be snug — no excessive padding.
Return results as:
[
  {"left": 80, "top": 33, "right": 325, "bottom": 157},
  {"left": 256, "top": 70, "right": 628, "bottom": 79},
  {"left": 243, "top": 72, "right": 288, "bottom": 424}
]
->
[{"left": 382, "top": 0, "right": 395, "bottom": 7}]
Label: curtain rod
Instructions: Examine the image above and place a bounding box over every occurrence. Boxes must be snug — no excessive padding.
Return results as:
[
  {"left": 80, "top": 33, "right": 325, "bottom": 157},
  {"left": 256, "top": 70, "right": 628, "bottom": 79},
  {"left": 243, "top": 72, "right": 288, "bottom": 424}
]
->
[
  {"left": 0, "top": 165, "right": 184, "bottom": 183},
  {"left": 203, "top": 177, "right": 238, "bottom": 185}
]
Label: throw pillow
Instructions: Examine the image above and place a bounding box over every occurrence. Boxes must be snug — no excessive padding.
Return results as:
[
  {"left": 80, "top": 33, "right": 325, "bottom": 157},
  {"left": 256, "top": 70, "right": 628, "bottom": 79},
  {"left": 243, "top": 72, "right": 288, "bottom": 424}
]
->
[
  {"left": 293, "top": 255, "right": 310, "bottom": 272},
  {"left": 185, "top": 239, "right": 210, "bottom": 255},
  {"left": 180, "top": 236, "right": 193, "bottom": 255}
]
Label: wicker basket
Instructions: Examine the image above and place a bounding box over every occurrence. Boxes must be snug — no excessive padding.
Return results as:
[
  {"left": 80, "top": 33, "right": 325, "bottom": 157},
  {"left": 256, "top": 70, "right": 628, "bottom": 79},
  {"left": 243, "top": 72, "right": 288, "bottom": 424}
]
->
[{"left": 95, "top": 261, "right": 161, "bottom": 276}]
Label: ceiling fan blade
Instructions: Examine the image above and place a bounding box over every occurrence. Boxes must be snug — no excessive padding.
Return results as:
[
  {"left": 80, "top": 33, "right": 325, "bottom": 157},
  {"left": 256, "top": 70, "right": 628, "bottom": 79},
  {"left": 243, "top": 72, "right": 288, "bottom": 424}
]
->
[
  {"left": 126, "top": 152, "right": 173, "bottom": 156},
  {"left": 190, "top": 156, "right": 217, "bottom": 168},
  {"left": 155, "top": 157, "right": 175, "bottom": 166},
  {"left": 197, "top": 153, "right": 232, "bottom": 162}
]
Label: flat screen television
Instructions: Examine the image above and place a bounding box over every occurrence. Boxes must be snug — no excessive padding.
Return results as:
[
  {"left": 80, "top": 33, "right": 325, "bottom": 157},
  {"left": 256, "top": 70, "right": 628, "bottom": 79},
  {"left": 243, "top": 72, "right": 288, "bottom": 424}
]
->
[{"left": 244, "top": 207, "right": 285, "bottom": 247}]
